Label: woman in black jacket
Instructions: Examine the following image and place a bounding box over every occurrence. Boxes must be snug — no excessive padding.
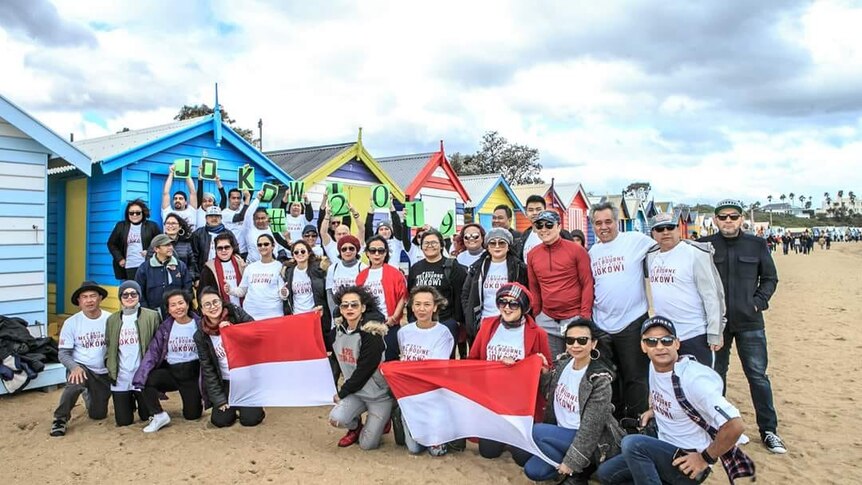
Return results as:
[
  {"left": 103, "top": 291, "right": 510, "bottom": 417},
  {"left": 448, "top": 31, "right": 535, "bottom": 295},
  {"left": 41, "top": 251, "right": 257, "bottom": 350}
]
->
[
  {"left": 107, "top": 199, "right": 161, "bottom": 280},
  {"left": 281, "top": 240, "right": 331, "bottom": 343},
  {"left": 461, "top": 227, "right": 528, "bottom": 342},
  {"left": 193, "top": 286, "right": 263, "bottom": 428}
]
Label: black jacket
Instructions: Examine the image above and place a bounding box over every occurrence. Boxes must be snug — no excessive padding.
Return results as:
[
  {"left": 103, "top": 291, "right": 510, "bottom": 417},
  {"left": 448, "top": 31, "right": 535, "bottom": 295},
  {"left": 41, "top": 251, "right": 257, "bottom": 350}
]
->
[
  {"left": 190, "top": 225, "right": 230, "bottom": 278},
  {"left": 194, "top": 302, "right": 254, "bottom": 409},
  {"left": 698, "top": 232, "right": 778, "bottom": 332},
  {"left": 461, "top": 253, "right": 528, "bottom": 339},
  {"left": 513, "top": 226, "right": 573, "bottom": 261},
  {"left": 107, "top": 220, "right": 161, "bottom": 279}
]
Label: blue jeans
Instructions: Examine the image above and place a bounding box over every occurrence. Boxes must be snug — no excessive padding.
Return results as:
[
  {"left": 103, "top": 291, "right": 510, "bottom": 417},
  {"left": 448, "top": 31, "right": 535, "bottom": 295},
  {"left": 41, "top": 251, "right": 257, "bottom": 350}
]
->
[
  {"left": 524, "top": 423, "right": 577, "bottom": 481},
  {"left": 595, "top": 435, "right": 705, "bottom": 485},
  {"left": 714, "top": 327, "right": 778, "bottom": 437}
]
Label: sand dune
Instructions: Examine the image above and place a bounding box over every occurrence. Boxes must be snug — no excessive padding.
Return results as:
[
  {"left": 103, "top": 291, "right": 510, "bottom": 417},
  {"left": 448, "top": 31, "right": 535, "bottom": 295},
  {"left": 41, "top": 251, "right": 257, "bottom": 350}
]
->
[{"left": 2, "top": 243, "right": 861, "bottom": 484}]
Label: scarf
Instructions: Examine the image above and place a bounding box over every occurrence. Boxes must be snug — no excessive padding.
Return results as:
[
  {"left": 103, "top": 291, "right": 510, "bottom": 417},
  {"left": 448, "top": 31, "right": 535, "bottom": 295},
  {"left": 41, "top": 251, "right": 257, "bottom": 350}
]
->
[
  {"left": 214, "top": 256, "right": 244, "bottom": 305},
  {"left": 202, "top": 308, "right": 229, "bottom": 336},
  {"left": 501, "top": 316, "right": 526, "bottom": 330},
  {"left": 207, "top": 223, "right": 227, "bottom": 234},
  {"left": 122, "top": 304, "right": 140, "bottom": 316}
]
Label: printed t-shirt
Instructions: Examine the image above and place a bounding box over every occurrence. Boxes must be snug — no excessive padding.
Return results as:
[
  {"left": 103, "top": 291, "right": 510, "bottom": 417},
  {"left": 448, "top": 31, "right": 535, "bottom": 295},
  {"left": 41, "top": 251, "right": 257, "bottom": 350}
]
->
[
  {"left": 649, "top": 243, "right": 709, "bottom": 341},
  {"left": 166, "top": 321, "right": 198, "bottom": 365},
  {"left": 125, "top": 224, "right": 145, "bottom": 269},
  {"left": 397, "top": 322, "right": 454, "bottom": 361},
  {"left": 589, "top": 232, "right": 656, "bottom": 333},
  {"left": 291, "top": 267, "right": 315, "bottom": 313},
  {"left": 58, "top": 310, "right": 109, "bottom": 374},
  {"left": 163, "top": 205, "right": 197, "bottom": 231},
  {"left": 112, "top": 313, "right": 141, "bottom": 391},
  {"left": 239, "top": 260, "right": 285, "bottom": 320},
  {"left": 210, "top": 335, "right": 230, "bottom": 380},
  {"left": 485, "top": 324, "right": 526, "bottom": 362},
  {"left": 363, "top": 267, "right": 388, "bottom": 317},
  {"left": 481, "top": 261, "right": 509, "bottom": 318},
  {"left": 553, "top": 363, "right": 587, "bottom": 430},
  {"left": 326, "top": 261, "right": 366, "bottom": 292}
]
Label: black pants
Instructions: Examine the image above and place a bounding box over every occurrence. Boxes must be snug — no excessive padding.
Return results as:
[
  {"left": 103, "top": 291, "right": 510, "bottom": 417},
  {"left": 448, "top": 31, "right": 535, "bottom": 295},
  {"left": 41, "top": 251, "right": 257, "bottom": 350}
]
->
[
  {"left": 594, "top": 313, "right": 650, "bottom": 419},
  {"left": 478, "top": 439, "right": 531, "bottom": 466},
  {"left": 111, "top": 391, "right": 150, "bottom": 426},
  {"left": 679, "top": 333, "right": 714, "bottom": 369},
  {"left": 141, "top": 362, "right": 203, "bottom": 420},
  {"left": 53, "top": 366, "right": 112, "bottom": 421},
  {"left": 210, "top": 380, "right": 265, "bottom": 428},
  {"left": 124, "top": 266, "right": 140, "bottom": 281}
]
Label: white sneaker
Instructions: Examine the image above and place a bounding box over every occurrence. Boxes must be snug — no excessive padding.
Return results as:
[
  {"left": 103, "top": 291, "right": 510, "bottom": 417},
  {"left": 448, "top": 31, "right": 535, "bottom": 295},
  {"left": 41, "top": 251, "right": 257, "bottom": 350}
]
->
[
  {"left": 737, "top": 433, "right": 751, "bottom": 446},
  {"left": 143, "top": 412, "right": 171, "bottom": 433}
]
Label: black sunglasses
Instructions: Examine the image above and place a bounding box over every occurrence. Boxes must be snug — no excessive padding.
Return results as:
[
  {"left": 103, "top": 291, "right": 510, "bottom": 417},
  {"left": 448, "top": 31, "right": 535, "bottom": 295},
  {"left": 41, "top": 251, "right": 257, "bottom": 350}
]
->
[
  {"left": 533, "top": 221, "right": 555, "bottom": 230},
  {"left": 565, "top": 336, "right": 591, "bottom": 346},
  {"left": 340, "top": 246, "right": 357, "bottom": 252},
  {"left": 653, "top": 226, "right": 676, "bottom": 233},
  {"left": 367, "top": 247, "right": 387, "bottom": 254},
  {"left": 216, "top": 245, "right": 232, "bottom": 251},
  {"left": 716, "top": 214, "right": 742, "bottom": 221},
  {"left": 293, "top": 249, "right": 308, "bottom": 255},
  {"left": 257, "top": 242, "right": 272, "bottom": 248},
  {"left": 463, "top": 233, "right": 482, "bottom": 241},
  {"left": 120, "top": 291, "right": 139, "bottom": 299},
  {"left": 128, "top": 211, "right": 142, "bottom": 216},
  {"left": 642, "top": 336, "right": 677, "bottom": 348},
  {"left": 496, "top": 298, "right": 522, "bottom": 310}
]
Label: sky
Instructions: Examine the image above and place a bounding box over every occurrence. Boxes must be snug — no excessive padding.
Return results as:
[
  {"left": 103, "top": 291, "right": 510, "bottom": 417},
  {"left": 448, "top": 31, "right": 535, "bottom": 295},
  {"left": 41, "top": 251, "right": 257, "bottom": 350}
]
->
[{"left": 2, "top": 0, "right": 862, "bottom": 206}]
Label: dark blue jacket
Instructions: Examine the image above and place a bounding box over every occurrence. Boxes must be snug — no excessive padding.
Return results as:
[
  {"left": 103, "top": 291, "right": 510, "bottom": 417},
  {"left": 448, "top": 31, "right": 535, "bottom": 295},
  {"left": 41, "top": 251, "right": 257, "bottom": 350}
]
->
[{"left": 135, "top": 255, "right": 193, "bottom": 312}]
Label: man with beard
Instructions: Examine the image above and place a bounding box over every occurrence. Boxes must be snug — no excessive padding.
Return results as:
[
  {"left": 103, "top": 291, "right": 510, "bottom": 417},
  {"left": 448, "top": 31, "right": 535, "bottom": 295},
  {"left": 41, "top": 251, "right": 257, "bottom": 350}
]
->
[{"left": 161, "top": 165, "right": 198, "bottom": 230}]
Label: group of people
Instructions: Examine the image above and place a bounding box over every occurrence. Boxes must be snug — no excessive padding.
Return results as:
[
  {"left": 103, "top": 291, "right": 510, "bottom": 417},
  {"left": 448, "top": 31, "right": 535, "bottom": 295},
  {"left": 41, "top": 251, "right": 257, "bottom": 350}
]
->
[{"left": 52, "top": 174, "right": 785, "bottom": 483}]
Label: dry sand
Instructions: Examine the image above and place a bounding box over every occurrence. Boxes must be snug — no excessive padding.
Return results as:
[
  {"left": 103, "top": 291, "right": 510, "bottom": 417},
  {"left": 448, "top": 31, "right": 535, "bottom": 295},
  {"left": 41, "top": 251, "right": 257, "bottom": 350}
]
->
[{"left": 2, "top": 243, "right": 861, "bottom": 484}]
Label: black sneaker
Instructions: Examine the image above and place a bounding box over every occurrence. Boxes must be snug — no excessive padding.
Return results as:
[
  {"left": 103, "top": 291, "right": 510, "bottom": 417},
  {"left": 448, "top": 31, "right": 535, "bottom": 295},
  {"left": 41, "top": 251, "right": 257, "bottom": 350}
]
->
[
  {"left": 763, "top": 431, "right": 787, "bottom": 454},
  {"left": 50, "top": 419, "right": 67, "bottom": 437}
]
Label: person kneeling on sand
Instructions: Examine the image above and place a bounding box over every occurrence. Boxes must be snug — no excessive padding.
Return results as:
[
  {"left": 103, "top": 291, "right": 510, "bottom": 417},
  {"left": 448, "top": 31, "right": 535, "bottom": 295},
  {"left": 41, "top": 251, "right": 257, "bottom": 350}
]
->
[
  {"left": 329, "top": 285, "right": 394, "bottom": 450},
  {"left": 596, "top": 317, "right": 755, "bottom": 484},
  {"left": 195, "top": 287, "right": 264, "bottom": 428}
]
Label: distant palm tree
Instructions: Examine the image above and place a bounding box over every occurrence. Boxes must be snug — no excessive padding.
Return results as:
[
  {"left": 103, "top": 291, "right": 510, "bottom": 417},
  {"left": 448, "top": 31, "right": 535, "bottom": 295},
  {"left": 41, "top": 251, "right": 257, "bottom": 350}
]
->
[
  {"left": 849, "top": 191, "right": 857, "bottom": 207},
  {"left": 838, "top": 190, "right": 844, "bottom": 199},
  {"left": 780, "top": 194, "right": 786, "bottom": 203},
  {"left": 805, "top": 200, "right": 812, "bottom": 209},
  {"left": 789, "top": 192, "right": 795, "bottom": 206},
  {"left": 767, "top": 195, "right": 773, "bottom": 204},
  {"left": 799, "top": 195, "right": 806, "bottom": 207}
]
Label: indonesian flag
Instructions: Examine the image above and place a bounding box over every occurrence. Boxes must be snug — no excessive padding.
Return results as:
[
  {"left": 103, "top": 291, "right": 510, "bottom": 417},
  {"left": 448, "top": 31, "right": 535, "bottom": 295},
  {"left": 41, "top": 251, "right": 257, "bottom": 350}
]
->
[
  {"left": 220, "top": 312, "right": 336, "bottom": 407},
  {"left": 380, "top": 356, "right": 557, "bottom": 466}
]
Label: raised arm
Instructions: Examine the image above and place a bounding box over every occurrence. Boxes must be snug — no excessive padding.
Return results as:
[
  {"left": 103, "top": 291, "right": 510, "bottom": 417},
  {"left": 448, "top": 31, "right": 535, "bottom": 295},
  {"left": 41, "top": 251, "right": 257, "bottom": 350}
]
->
[
  {"left": 216, "top": 175, "right": 227, "bottom": 209},
  {"left": 162, "top": 166, "right": 175, "bottom": 211},
  {"left": 186, "top": 176, "right": 198, "bottom": 209}
]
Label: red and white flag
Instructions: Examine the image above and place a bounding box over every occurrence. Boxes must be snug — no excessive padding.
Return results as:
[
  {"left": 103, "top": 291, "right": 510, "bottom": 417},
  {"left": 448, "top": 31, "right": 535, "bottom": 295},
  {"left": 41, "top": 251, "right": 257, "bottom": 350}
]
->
[
  {"left": 220, "top": 312, "right": 336, "bottom": 407},
  {"left": 380, "top": 356, "right": 557, "bottom": 466}
]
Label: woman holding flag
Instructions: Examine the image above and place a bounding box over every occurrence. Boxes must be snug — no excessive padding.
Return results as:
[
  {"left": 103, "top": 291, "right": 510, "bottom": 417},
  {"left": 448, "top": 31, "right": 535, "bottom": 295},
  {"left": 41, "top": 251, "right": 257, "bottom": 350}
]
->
[
  {"left": 328, "top": 285, "right": 394, "bottom": 450},
  {"left": 194, "top": 287, "right": 264, "bottom": 428},
  {"left": 523, "top": 318, "right": 624, "bottom": 484},
  {"left": 468, "top": 283, "right": 552, "bottom": 464}
]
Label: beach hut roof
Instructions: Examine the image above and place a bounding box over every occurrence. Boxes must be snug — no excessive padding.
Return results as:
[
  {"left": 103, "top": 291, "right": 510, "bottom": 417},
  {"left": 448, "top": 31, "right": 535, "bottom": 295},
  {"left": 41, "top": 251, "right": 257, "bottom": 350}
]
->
[
  {"left": 378, "top": 146, "right": 471, "bottom": 202},
  {"left": 377, "top": 152, "right": 435, "bottom": 190},
  {"left": 265, "top": 142, "right": 354, "bottom": 180},
  {"left": 460, "top": 174, "right": 524, "bottom": 212}
]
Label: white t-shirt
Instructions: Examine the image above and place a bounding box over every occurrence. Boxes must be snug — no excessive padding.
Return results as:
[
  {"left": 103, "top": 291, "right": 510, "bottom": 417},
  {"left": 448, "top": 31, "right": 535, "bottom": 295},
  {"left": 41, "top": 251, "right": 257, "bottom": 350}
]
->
[
  {"left": 649, "top": 243, "right": 708, "bottom": 341},
  {"left": 589, "top": 232, "right": 656, "bottom": 333},
  {"left": 219, "top": 260, "right": 241, "bottom": 306},
  {"left": 363, "top": 267, "right": 388, "bottom": 317},
  {"left": 326, "top": 261, "right": 366, "bottom": 292},
  {"left": 210, "top": 335, "right": 230, "bottom": 380},
  {"left": 457, "top": 250, "right": 484, "bottom": 268},
  {"left": 283, "top": 214, "right": 307, "bottom": 243},
  {"left": 58, "top": 310, "right": 109, "bottom": 374},
  {"left": 166, "top": 321, "right": 198, "bottom": 365},
  {"left": 207, "top": 230, "right": 220, "bottom": 260},
  {"left": 243, "top": 198, "right": 286, "bottom": 263},
  {"left": 554, "top": 363, "right": 587, "bottom": 430},
  {"left": 125, "top": 224, "right": 145, "bottom": 269},
  {"left": 485, "top": 324, "right": 526, "bottom": 362},
  {"left": 291, "top": 267, "right": 315, "bottom": 313},
  {"left": 398, "top": 322, "right": 454, "bottom": 361},
  {"left": 650, "top": 358, "right": 740, "bottom": 451},
  {"left": 163, "top": 205, "right": 197, "bottom": 231},
  {"left": 111, "top": 313, "right": 141, "bottom": 392},
  {"left": 481, "top": 261, "right": 509, "bottom": 318},
  {"left": 196, "top": 207, "right": 210, "bottom": 231},
  {"left": 324, "top": 240, "right": 339, "bottom": 261},
  {"left": 522, "top": 230, "right": 542, "bottom": 260},
  {"left": 222, "top": 205, "right": 248, "bottom": 253},
  {"left": 239, "top": 260, "right": 285, "bottom": 320}
]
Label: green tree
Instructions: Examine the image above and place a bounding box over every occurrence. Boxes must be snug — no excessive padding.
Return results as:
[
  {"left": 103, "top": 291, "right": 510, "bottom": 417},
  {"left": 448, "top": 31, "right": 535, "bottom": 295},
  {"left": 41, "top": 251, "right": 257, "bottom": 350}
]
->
[
  {"left": 174, "top": 104, "right": 257, "bottom": 146},
  {"left": 450, "top": 131, "right": 544, "bottom": 184}
]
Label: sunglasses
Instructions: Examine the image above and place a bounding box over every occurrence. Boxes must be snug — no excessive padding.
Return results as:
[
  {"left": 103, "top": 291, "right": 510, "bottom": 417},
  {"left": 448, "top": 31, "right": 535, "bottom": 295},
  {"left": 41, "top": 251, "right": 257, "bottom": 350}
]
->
[
  {"left": 533, "top": 221, "right": 555, "bottom": 230},
  {"left": 339, "top": 301, "right": 361, "bottom": 309},
  {"left": 293, "top": 249, "right": 308, "bottom": 255},
  {"left": 496, "top": 298, "right": 522, "bottom": 310},
  {"left": 340, "top": 246, "right": 357, "bottom": 253},
  {"left": 367, "top": 247, "right": 387, "bottom": 254},
  {"left": 120, "top": 291, "right": 139, "bottom": 299},
  {"left": 202, "top": 300, "right": 222, "bottom": 309},
  {"left": 642, "top": 336, "right": 677, "bottom": 348},
  {"left": 303, "top": 233, "right": 318, "bottom": 238},
  {"left": 257, "top": 242, "right": 272, "bottom": 248},
  {"left": 487, "top": 240, "right": 509, "bottom": 247},
  {"left": 716, "top": 214, "right": 742, "bottom": 221},
  {"left": 216, "top": 245, "right": 232, "bottom": 251},
  {"left": 128, "top": 211, "right": 142, "bottom": 216},
  {"left": 565, "top": 336, "right": 591, "bottom": 346},
  {"left": 463, "top": 233, "right": 482, "bottom": 241},
  {"left": 653, "top": 226, "right": 676, "bottom": 233},
  {"left": 330, "top": 221, "right": 341, "bottom": 226},
  {"left": 422, "top": 241, "right": 440, "bottom": 248}
]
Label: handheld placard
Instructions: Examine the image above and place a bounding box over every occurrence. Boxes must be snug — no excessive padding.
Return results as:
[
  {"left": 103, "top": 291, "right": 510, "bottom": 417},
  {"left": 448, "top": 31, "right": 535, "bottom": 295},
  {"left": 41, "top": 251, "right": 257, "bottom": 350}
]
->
[
  {"left": 371, "top": 184, "right": 390, "bottom": 209},
  {"left": 288, "top": 181, "right": 305, "bottom": 203},
  {"left": 173, "top": 158, "right": 191, "bottom": 178},
  {"left": 200, "top": 158, "right": 218, "bottom": 180},
  {"left": 440, "top": 210, "right": 456, "bottom": 237},
  {"left": 405, "top": 200, "right": 425, "bottom": 228},
  {"left": 260, "top": 183, "right": 279, "bottom": 203},
  {"left": 328, "top": 182, "right": 344, "bottom": 195},
  {"left": 329, "top": 193, "right": 350, "bottom": 217},
  {"left": 238, "top": 165, "right": 255, "bottom": 191},
  {"left": 267, "top": 208, "right": 286, "bottom": 233}
]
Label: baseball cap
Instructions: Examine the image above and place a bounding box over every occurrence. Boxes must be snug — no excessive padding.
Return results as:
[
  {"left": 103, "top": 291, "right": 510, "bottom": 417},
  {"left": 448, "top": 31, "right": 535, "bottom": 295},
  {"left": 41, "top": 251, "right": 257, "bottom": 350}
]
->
[
  {"left": 714, "top": 199, "right": 744, "bottom": 215},
  {"left": 534, "top": 210, "right": 561, "bottom": 225},
  {"left": 205, "top": 206, "right": 222, "bottom": 217},
  {"left": 640, "top": 316, "right": 677, "bottom": 336},
  {"left": 649, "top": 212, "right": 677, "bottom": 230}
]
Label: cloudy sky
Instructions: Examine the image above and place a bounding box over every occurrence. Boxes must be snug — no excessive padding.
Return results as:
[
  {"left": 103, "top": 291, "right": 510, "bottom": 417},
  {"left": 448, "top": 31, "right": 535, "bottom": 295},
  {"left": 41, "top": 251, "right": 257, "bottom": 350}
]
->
[{"left": 2, "top": 0, "right": 861, "bottom": 205}]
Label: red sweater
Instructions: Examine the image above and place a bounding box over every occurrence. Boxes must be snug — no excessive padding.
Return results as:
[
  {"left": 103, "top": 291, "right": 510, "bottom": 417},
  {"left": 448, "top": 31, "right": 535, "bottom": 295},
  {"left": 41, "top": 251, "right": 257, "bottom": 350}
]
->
[
  {"left": 468, "top": 315, "right": 551, "bottom": 421},
  {"left": 527, "top": 237, "right": 594, "bottom": 320},
  {"left": 356, "top": 264, "right": 407, "bottom": 321}
]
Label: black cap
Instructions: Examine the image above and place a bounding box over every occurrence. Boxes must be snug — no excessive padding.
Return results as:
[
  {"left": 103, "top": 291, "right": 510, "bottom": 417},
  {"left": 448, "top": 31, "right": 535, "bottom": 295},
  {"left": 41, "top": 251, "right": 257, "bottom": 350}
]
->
[{"left": 640, "top": 315, "right": 677, "bottom": 337}]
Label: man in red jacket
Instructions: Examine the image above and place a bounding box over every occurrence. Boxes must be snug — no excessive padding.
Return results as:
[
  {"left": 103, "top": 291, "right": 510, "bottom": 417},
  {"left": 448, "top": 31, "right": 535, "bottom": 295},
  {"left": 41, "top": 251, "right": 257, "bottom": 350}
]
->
[{"left": 527, "top": 211, "right": 594, "bottom": 358}]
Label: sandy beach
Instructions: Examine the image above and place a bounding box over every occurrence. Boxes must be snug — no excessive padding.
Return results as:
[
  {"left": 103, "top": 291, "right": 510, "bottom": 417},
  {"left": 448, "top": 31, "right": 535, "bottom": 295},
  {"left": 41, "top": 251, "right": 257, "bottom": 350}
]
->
[{"left": 2, "top": 243, "right": 861, "bottom": 484}]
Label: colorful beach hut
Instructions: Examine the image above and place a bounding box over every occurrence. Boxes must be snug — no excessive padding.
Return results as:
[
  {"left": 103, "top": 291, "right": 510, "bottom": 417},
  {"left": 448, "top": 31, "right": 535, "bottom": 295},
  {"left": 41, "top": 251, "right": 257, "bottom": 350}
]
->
[
  {"left": 511, "top": 183, "right": 569, "bottom": 233},
  {"left": 459, "top": 174, "right": 524, "bottom": 230},
  {"left": 377, "top": 141, "right": 470, "bottom": 232},
  {"left": 47, "top": 103, "right": 292, "bottom": 316},
  {"left": 0, "top": 93, "right": 92, "bottom": 393}
]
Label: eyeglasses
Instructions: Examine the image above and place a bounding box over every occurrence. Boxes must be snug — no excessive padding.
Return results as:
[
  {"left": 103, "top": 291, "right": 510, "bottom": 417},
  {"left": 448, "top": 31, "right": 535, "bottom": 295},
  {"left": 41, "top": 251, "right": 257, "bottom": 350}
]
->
[
  {"left": 565, "top": 336, "right": 591, "bottom": 346},
  {"left": 257, "top": 242, "right": 272, "bottom": 248},
  {"left": 120, "top": 291, "right": 138, "bottom": 299},
  {"left": 642, "top": 336, "right": 677, "bottom": 348},
  {"left": 293, "top": 249, "right": 308, "bottom": 255},
  {"left": 716, "top": 214, "right": 742, "bottom": 221},
  {"left": 487, "top": 240, "right": 509, "bottom": 248},
  {"left": 339, "top": 301, "right": 361, "bottom": 309},
  {"left": 496, "top": 298, "right": 522, "bottom": 310},
  {"left": 216, "top": 245, "right": 232, "bottom": 251},
  {"left": 422, "top": 241, "right": 440, "bottom": 248},
  {"left": 128, "top": 211, "right": 142, "bottom": 216},
  {"left": 366, "top": 247, "right": 386, "bottom": 255},
  {"left": 340, "top": 246, "right": 357, "bottom": 253},
  {"left": 653, "top": 226, "right": 676, "bottom": 233},
  {"left": 463, "top": 233, "right": 482, "bottom": 241},
  {"left": 202, "top": 300, "right": 222, "bottom": 309},
  {"left": 533, "top": 221, "right": 555, "bottom": 230},
  {"left": 164, "top": 221, "right": 179, "bottom": 226},
  {"left": 330, "top": 221, "right": 341, "bottom": 226}
]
